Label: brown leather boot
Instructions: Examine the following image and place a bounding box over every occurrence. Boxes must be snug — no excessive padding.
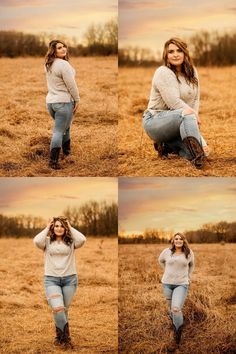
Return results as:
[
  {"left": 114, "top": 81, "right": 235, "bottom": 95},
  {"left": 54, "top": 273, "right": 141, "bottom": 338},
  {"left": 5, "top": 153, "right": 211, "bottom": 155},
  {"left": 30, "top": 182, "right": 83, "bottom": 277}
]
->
[
  {"left": 49, "top": 147, "right": 61, "bottom": 169},
  {"left": 182, "top": 136, "right": 206, "bottom": 169},
  {"left": 62, "top": 322, "right": 73, "bottom": 349},
  {"left": 154, "top": 142, "right": 169, "bottom": 159},
  {"left": 62, "top": 139, "right": 71, "bottom": 156},
  {"left": 54, "top": 326, "right": 63, "bottom": 346},
  {"left": 174, "top": 324, "right": 183, "bottom": 345}
]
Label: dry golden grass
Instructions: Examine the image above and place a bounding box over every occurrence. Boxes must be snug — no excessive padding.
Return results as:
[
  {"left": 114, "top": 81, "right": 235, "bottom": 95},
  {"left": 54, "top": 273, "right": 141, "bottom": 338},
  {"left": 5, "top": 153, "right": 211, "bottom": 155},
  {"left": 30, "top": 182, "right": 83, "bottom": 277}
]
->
[
  {"left": 0, "top": 57, "right": 117, "bottom": 177},
  {"left": 119, "top": 243, "right": 236, "bottom": 354},
  {"left": 118, "top": 66, "right": 236, "bottom": 176},
  {"left": 0, "top": 237, "right": 117, "bottom": 353}
]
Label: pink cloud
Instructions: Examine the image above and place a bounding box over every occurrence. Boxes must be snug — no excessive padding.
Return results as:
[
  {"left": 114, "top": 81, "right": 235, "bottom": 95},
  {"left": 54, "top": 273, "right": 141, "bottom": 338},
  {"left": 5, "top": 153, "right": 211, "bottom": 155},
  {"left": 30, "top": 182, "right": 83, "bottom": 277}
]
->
[
  {"left": 120, "top": 0, "right": 173, "bottom": 10},
  {"left": 0, "top": 0, "right": 50, "bottom": 6}
]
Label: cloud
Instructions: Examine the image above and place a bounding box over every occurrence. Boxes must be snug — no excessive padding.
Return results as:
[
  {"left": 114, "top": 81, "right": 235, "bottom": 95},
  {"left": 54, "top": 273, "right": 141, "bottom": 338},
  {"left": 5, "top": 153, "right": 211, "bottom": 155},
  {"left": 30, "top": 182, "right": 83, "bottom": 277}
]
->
[
  {"left": 58, "top": 195, "right": 79, "bottom": 200},
  {"left": 60, "top": 25, "right": 79, "bottom": 29},
  {"left": 0, "top": 0, "right": 51, "bottom": 7},
  {"left": 120, "top": 0, "right": 173, "bottom": 10},
  {"left": 119, "top": 178, "right": 236, "bottom": 233}
]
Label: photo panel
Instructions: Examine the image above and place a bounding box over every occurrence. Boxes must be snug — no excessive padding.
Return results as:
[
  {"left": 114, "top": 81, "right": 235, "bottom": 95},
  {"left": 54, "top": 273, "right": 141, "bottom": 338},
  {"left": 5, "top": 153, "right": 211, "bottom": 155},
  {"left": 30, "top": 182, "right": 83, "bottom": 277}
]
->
[
  {"left": 118, "top": 1, "right": 236, "bottom": 177},
  {"left": 0, "top": 177, "right": 118, "bottom": 353},
  {"left": 0, "top": 0, "right": 118, "bottom": 177},
  {"left": 118, "top": 177, "right": 236, "bottom": 353}
]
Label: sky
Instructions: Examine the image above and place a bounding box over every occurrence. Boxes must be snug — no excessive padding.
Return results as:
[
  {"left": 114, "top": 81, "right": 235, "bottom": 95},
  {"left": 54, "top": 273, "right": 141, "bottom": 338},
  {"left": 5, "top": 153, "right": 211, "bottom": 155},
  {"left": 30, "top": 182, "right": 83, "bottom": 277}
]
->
[
  {"left": 0, "top": 0, "right": 117, "bottom": 42},
  {"left": 119, "top": 0, "right": 236, "bottom": 53},
  {"left": 0, "top": 177, "right": 117, "bottom": 219},
  {"left": 119, "top": 177, "right": 236, "bottom": 235}
]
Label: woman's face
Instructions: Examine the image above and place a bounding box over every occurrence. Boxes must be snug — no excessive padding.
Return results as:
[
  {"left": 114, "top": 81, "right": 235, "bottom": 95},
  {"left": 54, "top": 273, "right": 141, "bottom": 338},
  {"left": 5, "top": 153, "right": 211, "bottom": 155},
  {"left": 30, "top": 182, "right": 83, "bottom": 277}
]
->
[
  {"left": 53, "top": 220, "right": 65, "bottom": 237},
  {"left": 167, "top": 43, "right": 184, "bottom": 68},
  {"left": 55, "top": 42, "right": 67, "bottom": 58},
  {"left": 173, "top": 234, "right": 184, "bottom": 248}
]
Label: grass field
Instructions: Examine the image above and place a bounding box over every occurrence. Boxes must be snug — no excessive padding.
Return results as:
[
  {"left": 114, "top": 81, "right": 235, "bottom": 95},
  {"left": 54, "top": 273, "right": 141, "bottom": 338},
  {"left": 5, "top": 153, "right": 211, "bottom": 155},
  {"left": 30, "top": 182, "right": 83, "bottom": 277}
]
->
[
  {"left": 118, "top": 66, "right": 236, "bottom": 176},
  {"left": 0, "top": 237, "right": 118, "bottom": 354},
  {"left": 0, "top": 57, "right": 117, "bottom": 177},
  {"left": 119, "top": 243, "right": 236, "bottom": 354}
]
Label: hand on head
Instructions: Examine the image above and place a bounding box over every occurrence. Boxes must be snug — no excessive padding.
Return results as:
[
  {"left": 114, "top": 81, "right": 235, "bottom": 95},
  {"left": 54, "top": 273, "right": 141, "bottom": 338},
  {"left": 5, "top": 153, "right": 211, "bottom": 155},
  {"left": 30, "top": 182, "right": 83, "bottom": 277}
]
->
[
  {"left": 47, "top": 216, "right": 70, "bottom": 229},
  {"left": 47, "top": 218, "right": 54, "bottom": 229}
]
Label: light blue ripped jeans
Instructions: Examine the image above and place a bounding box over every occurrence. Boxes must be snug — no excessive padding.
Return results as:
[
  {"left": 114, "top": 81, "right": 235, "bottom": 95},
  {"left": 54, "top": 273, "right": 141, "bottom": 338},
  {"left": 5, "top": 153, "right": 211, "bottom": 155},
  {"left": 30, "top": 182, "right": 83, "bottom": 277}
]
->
[
  {"left": 47, "top": 102, "right": 74, "bottom": 151},
  {"left": 162, "top": 283, "right": 189, "bottom": 330},
  {"left": 44, "top": 274, "right": 78, "bottom": 331},
  {"left": 143, "top": 109, "right": 204, "bottom": 160}
]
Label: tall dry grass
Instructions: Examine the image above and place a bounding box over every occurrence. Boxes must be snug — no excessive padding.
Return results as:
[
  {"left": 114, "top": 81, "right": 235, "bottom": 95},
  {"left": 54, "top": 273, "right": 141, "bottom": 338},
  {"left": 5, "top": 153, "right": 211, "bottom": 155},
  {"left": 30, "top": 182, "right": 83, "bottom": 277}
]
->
[
  {"left": 0, "top": 57, "right": 117, "bottom": 177},
  {"left": 0, "top": 237, "right": 118, "bottom": 353},
  {"left": 119, "top": 244, "right": 236, "bottom": 354},
  {"left": 118, "top": 66, "right": 236, "bottom": 176}
]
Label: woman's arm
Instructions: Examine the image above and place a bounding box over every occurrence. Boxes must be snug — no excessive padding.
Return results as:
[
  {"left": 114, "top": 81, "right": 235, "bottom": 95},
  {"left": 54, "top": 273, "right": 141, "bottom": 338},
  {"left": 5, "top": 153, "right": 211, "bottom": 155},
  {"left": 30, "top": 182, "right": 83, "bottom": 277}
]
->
[
  {"left": 188, "top": 251, "right": 195, "bottom": 280},
  {"left": 33, "top": 227, "right": 49, "bottom": 250},
  {"left": 158, "top": 249, "right": 167, "bottom": 270},
  {"left": 192, "top": 68, "right": 200, "bottom": 120},
  {"left": 60, "top": 61, "right": 80, "bottom": 103},
  {"left": 69, "top": 225, "right": 86, "bottom": 249},
  {"left": 155, "top": 67, "right": 192, "bottom": 111}
]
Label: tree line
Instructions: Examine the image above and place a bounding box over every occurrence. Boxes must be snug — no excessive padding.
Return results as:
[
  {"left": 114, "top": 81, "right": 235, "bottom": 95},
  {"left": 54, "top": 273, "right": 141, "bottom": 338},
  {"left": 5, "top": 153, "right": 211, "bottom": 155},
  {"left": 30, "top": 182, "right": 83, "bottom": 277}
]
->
[
  {"left": 119, "top": 30, "right": 236, "bottom": 67},
  {"left": 0, "top": 200, "right": 118, "bottom": 238},
  {"left": 119, "top": 220, "right": 236, "bottom": 244},
  {"left": 0, "top": 18, "right": 117, "bottom": 57}
]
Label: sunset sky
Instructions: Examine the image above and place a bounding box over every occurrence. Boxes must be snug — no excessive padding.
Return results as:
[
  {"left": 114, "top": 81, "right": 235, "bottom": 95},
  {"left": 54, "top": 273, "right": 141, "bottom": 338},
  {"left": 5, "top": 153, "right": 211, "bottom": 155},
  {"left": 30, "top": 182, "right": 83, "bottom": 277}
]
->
[
  {"left": 119, "top": 178, "right": 236, "bottom": 235},
  {"left": 0, "top": 0, "right": 117, "bottom": 42},
  {"left": 0, "top": 178, "right": 117, "bottom": 219},
  {"left": 119, "top": 0, "right": 236, "bottom": 53}
]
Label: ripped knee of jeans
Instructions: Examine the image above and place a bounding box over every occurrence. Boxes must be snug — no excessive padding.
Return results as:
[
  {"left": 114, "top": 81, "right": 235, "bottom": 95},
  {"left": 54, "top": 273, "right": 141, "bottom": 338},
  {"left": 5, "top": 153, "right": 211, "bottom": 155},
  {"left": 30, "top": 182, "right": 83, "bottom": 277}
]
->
[
  {"left": 48, "top": 293, "right": 62, "bottom": 300},
  {"left": 52, "top": 306, "right": 65, "bottom": 314},
  {"left": 171, "top": 307, "right": 182, "bottom": 314}
]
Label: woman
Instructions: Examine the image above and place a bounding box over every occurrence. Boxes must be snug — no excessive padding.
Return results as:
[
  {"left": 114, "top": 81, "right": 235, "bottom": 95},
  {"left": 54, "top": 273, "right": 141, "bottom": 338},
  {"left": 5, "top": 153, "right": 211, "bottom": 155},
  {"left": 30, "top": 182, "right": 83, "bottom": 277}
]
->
[
  {"left": 45, "top": 40, "right": 80, "bottom": 169},
  {"left": 143, "top": 37, "right": 208, "bottom": 169},
  {"left": 158, "top": 233, "right": 194, "bottom": 346},
  {"left": 33, "top": 216, "right": 86, "bottom": 348}
]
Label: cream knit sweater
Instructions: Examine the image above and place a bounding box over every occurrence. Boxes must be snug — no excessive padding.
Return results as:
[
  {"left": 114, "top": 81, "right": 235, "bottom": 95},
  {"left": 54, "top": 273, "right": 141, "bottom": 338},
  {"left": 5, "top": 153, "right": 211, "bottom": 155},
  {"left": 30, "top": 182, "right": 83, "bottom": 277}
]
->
[
  {"left": 147, "top": 66, "right": 199, "bottom": 115},
  {"left": 45, "top": 58, "right": 80, "bottom": 104},
  {"left": 158, "top": 248, "right": 194, "bottom": 285},
  {"left": 33, "top": 226, "right": 86, "bottom": 277}
]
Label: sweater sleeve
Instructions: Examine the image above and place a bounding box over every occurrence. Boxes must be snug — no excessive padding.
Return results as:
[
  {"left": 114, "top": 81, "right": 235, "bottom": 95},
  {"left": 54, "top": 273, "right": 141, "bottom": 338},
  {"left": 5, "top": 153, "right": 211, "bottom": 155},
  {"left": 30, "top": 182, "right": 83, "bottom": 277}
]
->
[
  {"left": 70, "top": 226, "right": 86, "bottom": 249},
  {"left": 60, "top": 61, "right": 80, "bottom": 103},
  {"left": 154, "top": 67, "right": 191, "bottom": 111},
  {"left": 188, "top": 250, "right": 195, "bottom": 279},
  {"left": 192, "top": 68, "right": 200, "bottom": 115},
  {"left": 158, "top": 248, "right": 167, "bottom": 270},
  {"left": 33, "top": 227, "right": 49, "bottom": 250}
]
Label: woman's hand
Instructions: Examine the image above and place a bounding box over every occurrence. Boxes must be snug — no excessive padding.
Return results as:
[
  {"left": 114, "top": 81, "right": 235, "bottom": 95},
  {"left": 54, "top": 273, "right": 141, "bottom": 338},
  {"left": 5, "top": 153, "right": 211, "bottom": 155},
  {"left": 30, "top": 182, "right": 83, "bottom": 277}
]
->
[
  {"left": 66, "top": 219, "right": 71, "bottom": 228},
  {"left": 73, "top": 102, "right": 79, "bottom": 113},
  {"left": 46, "top": 218, "right": 54, "bottom": 229},
  {"left": 197, "top": 115, "right": 202, "bottom": 126}
]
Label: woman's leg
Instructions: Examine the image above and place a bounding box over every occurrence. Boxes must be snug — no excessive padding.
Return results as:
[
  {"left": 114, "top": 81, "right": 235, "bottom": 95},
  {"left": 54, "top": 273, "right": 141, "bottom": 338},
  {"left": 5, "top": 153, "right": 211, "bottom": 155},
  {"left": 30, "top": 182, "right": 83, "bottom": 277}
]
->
[
  {"left": 171, "top": 285, "right": 189, "bottom": 331},
  {"left": 62, "top": 102, "right": 74, "bottom": 155},
  {"left": 45, "top": 283, "right": 67, "bottom": 332},
  {"left": 143, "top": 110, "right": 205, "bottom": 167},
  {"left": 143, "top": 109, "right": 201, "bottom": 144},
  {"left": 143, "top": 110, "right": 183, "bottom": 143},
  {"left": 49, "top": 103, "right": 74, "bottom": 150},
  {"left": 62, "top": 285, "right": 77, "bottom": 320},
  {"left": 162, "top": 284, "right": 173, "bottom": 318}
]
